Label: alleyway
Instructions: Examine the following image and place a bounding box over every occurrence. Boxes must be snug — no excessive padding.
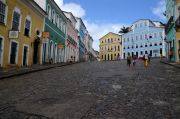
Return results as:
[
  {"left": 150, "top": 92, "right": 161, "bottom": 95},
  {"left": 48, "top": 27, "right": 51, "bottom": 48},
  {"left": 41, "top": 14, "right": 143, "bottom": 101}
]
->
[{"left": 0, "top": 59, "right": 179, "bottom": 119}]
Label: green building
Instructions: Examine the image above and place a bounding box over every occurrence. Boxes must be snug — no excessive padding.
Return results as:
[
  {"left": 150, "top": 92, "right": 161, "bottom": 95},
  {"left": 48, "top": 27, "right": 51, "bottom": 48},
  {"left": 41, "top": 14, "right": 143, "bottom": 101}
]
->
[{"left": 42, "top": 0, "right": 67, "bottom": 64}]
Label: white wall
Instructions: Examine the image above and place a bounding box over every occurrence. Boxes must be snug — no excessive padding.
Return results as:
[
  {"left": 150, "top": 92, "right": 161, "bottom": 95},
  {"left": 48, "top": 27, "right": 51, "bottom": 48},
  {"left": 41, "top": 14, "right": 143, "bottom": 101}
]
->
[{"left": 34, "top": 0, "right": 46, "bottom": 11}]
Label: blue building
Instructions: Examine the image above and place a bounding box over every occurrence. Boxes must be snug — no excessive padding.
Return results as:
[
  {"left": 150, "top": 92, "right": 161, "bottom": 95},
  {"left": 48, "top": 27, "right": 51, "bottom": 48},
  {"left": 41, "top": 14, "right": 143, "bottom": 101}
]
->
[
  {"left": 122, "top": 19, "right": 166, "bottom": 59},
  {"left": 76, "top": 17, "right": 86, "bottom": 62}
]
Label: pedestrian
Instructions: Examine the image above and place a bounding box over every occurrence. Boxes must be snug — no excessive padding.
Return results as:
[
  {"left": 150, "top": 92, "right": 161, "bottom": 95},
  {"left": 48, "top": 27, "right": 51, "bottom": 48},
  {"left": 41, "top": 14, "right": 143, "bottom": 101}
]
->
[
  {"left": 132, "top": 55, "right": 136, "bottom": 67},
  {"left": 148, "top": 55, "right": 151, "bottom": 64},
  {"left": 127, "top": 53, "right": 131, "bottom": 67},
  {"left": 144, "top": 51, "right": 149, "bottom": 67}
]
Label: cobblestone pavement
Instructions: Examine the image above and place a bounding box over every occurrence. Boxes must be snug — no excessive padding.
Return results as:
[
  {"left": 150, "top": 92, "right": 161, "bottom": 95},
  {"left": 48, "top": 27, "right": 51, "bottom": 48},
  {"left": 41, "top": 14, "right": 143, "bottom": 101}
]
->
[{"left": 0, "top": 59, "right": 179, "bottom": 119}]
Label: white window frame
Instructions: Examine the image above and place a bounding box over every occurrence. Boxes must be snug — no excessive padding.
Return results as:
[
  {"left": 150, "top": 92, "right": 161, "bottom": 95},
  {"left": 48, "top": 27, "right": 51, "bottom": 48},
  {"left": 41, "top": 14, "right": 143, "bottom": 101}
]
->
[
  {"left": 0, "top": 35, "right": 4, "bottom": 67},
  {"left": 47, "top": 4, "right": 51, "bottom": 20},
  {"left": 8, "top": 40, "right": 19, "bottom": 64},
  {"left": 24, "top": 15, "right": 32, "bottom": 37},
  {"left": 0, "top": 0, "right": 8, "bottom": 25},
  {"left": 11, "top": 7, "right": 21, "bottom": 31},
  {"left": 22, "top": 44, "right": 29, "bottom": 66}
]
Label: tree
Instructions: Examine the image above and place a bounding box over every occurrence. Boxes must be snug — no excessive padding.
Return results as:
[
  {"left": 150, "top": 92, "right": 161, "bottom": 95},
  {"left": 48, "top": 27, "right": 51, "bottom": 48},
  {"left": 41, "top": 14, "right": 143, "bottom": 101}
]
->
[{"left": 119, "top": 26, "right": 129, "bottom": 34}]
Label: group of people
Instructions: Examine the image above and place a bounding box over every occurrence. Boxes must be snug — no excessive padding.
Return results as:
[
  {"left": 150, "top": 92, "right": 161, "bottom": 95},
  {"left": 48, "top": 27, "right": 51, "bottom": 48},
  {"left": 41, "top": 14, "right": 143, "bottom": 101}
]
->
[{"left": 126, "top": 51, "right": 150, "bottom": 68}]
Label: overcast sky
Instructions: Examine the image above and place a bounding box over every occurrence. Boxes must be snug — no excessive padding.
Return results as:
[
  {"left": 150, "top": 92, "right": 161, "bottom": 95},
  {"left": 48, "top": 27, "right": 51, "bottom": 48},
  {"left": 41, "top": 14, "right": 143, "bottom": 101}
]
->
[{"left": 54, "top": 0, "right": 166, "bottom": 51}]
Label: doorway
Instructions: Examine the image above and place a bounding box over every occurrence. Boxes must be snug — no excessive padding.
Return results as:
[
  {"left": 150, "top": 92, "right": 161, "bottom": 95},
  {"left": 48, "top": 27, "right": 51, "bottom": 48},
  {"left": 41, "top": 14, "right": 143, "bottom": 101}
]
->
[
  {"left": 33, "top": 38, "right": 40, "bottom": 64},
  {"left": 10, "top": 42, "right": 18, "bottom": 64},
  {"left": 23, "top": 46, "right": 28, "bottom": 66}
]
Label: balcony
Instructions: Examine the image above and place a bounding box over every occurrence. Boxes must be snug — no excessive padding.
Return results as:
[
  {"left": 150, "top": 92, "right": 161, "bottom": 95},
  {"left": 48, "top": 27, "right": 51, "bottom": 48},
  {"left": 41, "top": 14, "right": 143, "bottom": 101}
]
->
[{"left": 165, "top": 16, "right": 174, "bottom": 34}]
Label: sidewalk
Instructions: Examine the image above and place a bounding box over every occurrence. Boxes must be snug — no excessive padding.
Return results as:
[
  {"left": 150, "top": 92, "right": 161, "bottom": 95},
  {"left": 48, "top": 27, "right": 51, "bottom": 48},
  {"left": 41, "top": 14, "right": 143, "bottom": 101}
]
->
[
  {"left": 0, "top": 63, "right": 75, "bottom": 80},
  {"left": 160, "top": 58, "right": 180, "bottom": 69}
]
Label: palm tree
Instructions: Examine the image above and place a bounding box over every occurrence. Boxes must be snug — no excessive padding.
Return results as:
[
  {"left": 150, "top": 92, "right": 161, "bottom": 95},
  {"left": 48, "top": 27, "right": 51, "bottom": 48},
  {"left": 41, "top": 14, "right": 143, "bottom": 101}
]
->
[{"left": 119, "top": 26, "right": 129, "bottom": 34}]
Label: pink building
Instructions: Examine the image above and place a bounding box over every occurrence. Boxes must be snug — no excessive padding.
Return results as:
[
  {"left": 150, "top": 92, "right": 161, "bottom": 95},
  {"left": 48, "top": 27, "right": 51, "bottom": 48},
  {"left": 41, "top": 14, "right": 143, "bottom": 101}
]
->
[{"left": 63, "top": 11, "right": 79, "bottom": 62}]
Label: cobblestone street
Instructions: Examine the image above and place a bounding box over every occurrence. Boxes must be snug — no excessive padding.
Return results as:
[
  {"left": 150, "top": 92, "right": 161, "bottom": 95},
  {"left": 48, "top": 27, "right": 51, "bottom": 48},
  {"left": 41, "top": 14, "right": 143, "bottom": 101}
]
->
[{"left": 0, "top": 59, "right": 179, "bottom": 119}]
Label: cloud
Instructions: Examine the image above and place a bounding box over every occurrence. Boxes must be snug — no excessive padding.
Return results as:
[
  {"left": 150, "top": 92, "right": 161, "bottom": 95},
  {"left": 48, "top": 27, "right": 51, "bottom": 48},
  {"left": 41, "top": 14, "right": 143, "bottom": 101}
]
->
[
  {"left": 84, "top": 20, "right": 128, "bottom": 51},
  {"left": 152, "top": 0, "right": 166, "bottom": 21},
  {"left": 54, "top": 0, "right": 85, "bottom": 18},
  {"left": 54, "top": 0, "right": 128, "bottom": 51}
]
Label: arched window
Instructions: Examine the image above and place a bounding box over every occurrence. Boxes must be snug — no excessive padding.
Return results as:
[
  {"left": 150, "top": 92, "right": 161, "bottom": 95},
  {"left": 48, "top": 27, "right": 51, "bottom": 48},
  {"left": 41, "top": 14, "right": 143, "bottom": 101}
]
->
[
  {"left": 12, "top": 7, "right": 21, "bottom": 31},
  {"left": 154, "top": 43, "right": 157, "bottom": 46},
  {"left": 159, "top": 42, "right": 162, "bottom": 46},
  {"left": 0, "top": 0, "right": 7, "bottom": 24},
  {"left": 47, "top": 5, "right": 51, "bottom": 20},
  {"left": 24, "top": 16, "right": 31, "bottom": 36},
  {"left": 51, "top": 10, "right": 55, "bottom": 23},
  {"left": 56, "top": 14, "right": 59, "bottom": 27}
]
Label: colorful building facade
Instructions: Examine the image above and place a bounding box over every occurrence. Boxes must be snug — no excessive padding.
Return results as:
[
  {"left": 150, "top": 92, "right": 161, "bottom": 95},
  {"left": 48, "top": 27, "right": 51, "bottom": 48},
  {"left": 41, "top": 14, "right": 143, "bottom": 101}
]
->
[
  {"left": 0, "top": 0, "right": 46, "bottom": 68},
  {"left": 99, "top": 32, "right": 122, "bottom": 61},
  {"left": 76, "top": 17, "right": 86, "bottom": 62},
  {"left": 123, "top": 19, "right": 166, "bottom": 59},
  {"left": 42, "top": 0, "right": 67, "bottom": 64},
  {"left": 166, "top": 0, "right": 180, "bottom": 62},
  {"left": 63, "top": 11, "right": 79, "bottom": 62}
]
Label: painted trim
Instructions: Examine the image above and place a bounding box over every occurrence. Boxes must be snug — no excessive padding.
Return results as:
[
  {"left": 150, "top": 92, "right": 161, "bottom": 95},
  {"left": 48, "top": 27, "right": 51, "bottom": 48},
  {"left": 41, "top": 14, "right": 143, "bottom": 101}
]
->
[
  {"left": 11, "top": 7, "right": 22, "bottom": 31},
  {"left": 24, "top": 15, "right": 32, "bottom": 37},
  {"left": 8, "top": 40, "right": 19, "bottom": 65},
  {"left": 22, "top": 44, "right": 29, "bottom": 66},
  {"left": 0, "top": 35, "right": 4, "bottom": 67}
]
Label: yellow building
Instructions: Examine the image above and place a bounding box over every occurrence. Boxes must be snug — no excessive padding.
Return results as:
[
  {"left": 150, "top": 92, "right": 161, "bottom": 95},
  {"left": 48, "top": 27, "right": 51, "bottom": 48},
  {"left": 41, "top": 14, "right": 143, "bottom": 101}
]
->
[
  {"left": 175, "top": 0, "right": 180, "bottom": 62},
  {"left": 0, "top": 0, "right": 46, "bottom": 68},
  {"left": 99, "top": 32, "right": 122, "bottom": 61}
]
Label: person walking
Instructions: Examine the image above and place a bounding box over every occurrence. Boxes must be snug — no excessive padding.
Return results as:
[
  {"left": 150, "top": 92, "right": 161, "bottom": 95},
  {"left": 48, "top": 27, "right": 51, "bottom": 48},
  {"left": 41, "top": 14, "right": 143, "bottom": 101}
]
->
[
  {"left": 132, "top": 55, "right": 136, "bottom": 67},
  {"left": 144, "top": 51, "right": 149, "bottom": 68},
  {"left": 127, "top": 53, "right": 131, "bottom": 67}
]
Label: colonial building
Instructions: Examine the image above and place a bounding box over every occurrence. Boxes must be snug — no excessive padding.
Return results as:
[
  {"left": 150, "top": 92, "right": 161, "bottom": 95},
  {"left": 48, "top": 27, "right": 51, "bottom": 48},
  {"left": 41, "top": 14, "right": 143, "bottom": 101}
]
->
[
  {"left": 63, "top": 11, "right": 79, "bottom": 62},
  {"left": 123, "top": 19, "right": 166, "bottom": 59},
  {"left": 86, "top": 35, "right": 95, "bottom": 61},
  {"left": 166, "top": 0, "right": 180, "bottom": 62},
  {"left": 76, "top": 17, "right": 86, "bottom": 62},
  {"left": 99, "top": 32, "right": 122, "bottom": 61},
  {"left": 0, "top": 0, "right": 46, "bottom": 68},
  {"left": 42, "top": 0, "right": 67, "bottom": 64}
]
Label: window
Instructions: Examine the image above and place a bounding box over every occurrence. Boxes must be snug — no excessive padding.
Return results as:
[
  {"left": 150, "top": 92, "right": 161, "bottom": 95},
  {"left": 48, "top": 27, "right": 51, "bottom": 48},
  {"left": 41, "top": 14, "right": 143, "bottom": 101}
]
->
[
  {"left": 150, "top": 43, "right": 152, "bottom": 47},
  {"left": 131, "top": 37, "right": 133, "bottom": 42},
  {"left": 12, "top": 11, "right": 20, "bottom": 31},
  {"left": 159, "top": 32, "right": 162, "bottom": 37},
  {"left": 47, "top": 5, "right": 51, "bottom": 20},
  {"left": 145, "top": 44, "right": 148, "bottom": 47},
  {"left": 24, "top": 19, "right": 31, "bottom": 36},
  {"left": 118, "top": 46, "right": 120, "bottom": 51},
  {"left": 159, "top": 42, "right": 162, "bottom": 45},
  {"left": 149, "top": 34, "right": 153, "bottom": 38},
  {"left": 145, "top": 34, "right": 148, "bottom": 39},
  {"left": 127, "top": 38, "right": 129, "bottom": 42},
  {"left": 140, "top": 44, "right": 143, "bottom": 48},
  {"left": 52, "top": 10, "right": 55, "bottom": 23},
  {"left": 0, "top": 1, "right": 6, "bottom": 24},
  {"left": 154, "top": 43, "right": 157, "bottom": 46},
  {"left": 123, "top": 47, "right": 125, "bottom": 49},
  {"left": 141, "top": 51, "right": 143, "bottom": 55},
  {"left": 136, "top": 45, "right": 138, "bottom": 48},
  {"left": 56, "top": 15, "right": 59, "bottom": 27},
  {"left": 124, "top": 38, "right": 126, "bottom": 42},
  {"left": 140, "top": 35, "right": 143, "bottom": 40},
  {"left": 132, "top": 45, "right": 134, "bottom": 49},
  {"left": 111, "top": 38, "right": 113, "bottom": 42},
  {"left": 154, "top": 33, "right": 157, "bottom": 38},
  {"left": 102, "top": 41, "right": 103, "bottom": 43},
  {"left": 128, "top": 46, "right": 130, "bottom": 49},
  {"left": 136, "top": 36, "right": 138, "bottom": 40}
]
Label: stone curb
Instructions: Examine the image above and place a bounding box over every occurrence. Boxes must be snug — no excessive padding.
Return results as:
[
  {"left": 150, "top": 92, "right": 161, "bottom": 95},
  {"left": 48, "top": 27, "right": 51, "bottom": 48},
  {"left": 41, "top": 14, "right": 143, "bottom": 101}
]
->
[
  {"left": 160, "top": 60, "right": 180, "bottom": 69},
  {"left": 0, "top": 63, "right": 77, "bottom": 80}
]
